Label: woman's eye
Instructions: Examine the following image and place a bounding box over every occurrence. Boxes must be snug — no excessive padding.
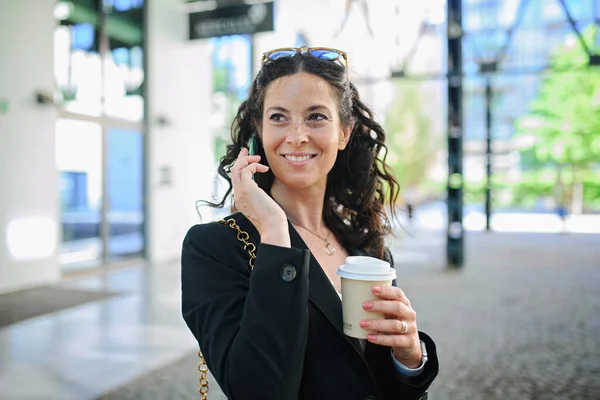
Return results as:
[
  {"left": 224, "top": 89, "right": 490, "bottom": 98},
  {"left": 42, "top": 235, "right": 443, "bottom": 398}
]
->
[
  {"left": 269, "top": 113, "right": 285, "bottom": 122},
  {"left": 308, "top": 113, "right": 327, "bottom": 121}
]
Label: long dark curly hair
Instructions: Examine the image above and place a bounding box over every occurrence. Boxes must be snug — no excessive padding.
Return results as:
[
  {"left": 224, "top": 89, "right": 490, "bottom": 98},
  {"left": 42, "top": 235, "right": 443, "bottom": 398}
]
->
[{"left": 206, "top": 52, "right": 400, "bottom": 259}]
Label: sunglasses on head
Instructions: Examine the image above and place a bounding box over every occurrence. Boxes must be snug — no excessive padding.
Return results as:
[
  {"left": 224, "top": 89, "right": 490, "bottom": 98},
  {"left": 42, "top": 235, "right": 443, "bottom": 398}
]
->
[{"left": 261, "top": 46, "right": 349, "bottom": 77}]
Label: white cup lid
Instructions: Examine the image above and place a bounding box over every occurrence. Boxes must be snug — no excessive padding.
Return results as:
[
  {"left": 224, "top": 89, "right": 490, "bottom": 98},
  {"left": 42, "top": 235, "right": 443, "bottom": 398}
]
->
[{"left": 337, "top": 256, "right": 396, "bottom": 281}]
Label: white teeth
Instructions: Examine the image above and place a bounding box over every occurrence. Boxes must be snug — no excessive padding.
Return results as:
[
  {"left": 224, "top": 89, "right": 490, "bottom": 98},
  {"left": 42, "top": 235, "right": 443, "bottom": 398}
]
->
[{"left": 285, "top": 155, "right": 312, "bottom": 162}]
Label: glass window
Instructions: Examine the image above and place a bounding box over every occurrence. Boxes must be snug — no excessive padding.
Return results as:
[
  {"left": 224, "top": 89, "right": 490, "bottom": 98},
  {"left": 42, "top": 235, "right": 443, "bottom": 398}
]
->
[
  {"left": 54, "top": 0, "right": 146, "bottom": 268},
  {"left": 564, "top": 0, "right": 594, "bottom": 22},
  {"left": 53, "top": 0, "right": 145, "bottom": 120},
  {"left": 54, "top": 0, "right": 103, "bottom": 116},
  {"left": 542, "top": 2, "right": 563, "bottom": 22},
  {"left": 210, "top": 35, "right": 252, "bottom": 162},
  {"left": 104, "top": 0, "right": 145, "bottom": 121},
  {"left": 107, "top": 128, "right": 144, "bottom": 260},
  {"left": 56, "top": 118, "right": 103, "bottom": 268}
]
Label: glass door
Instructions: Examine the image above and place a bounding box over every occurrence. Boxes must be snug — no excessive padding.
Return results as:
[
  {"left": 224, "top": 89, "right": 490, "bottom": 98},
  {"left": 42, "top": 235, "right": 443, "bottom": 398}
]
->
[
  {"left": 56, "top": 118, "right": 104, "bottom": 269},
  {"left": 57, "top": 120, "right": 145, "bottom": 270},
  {"left": 55, "top": 0, "right": 146, "bottom": 272},
  {"left": 106, "top": 127, "right": 144, "bottom": 261}
]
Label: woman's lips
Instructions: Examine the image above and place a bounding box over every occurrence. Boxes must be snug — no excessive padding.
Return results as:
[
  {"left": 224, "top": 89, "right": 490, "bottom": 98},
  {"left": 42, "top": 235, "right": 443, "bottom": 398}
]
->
[{"left": 281, "top": 153, "right": 317, "bottom": 166}]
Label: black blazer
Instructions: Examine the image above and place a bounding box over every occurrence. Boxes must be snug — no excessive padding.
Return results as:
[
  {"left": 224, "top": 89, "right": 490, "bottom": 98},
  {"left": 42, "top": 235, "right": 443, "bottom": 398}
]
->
[{"left": 181, "top": 212, "right": 438, "bottom": 400}]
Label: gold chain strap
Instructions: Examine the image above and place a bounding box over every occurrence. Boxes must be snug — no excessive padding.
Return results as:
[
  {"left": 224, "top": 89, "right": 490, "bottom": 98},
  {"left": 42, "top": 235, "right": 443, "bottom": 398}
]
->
[
  {"left": 197, "top": 351, "right": 209, "bottom": 399},
  {"left": 218, "top": 218, "right": 257, "bottom": 269},
  {"left": 197, "top": 218, "right": 257, "bottom": 398}
]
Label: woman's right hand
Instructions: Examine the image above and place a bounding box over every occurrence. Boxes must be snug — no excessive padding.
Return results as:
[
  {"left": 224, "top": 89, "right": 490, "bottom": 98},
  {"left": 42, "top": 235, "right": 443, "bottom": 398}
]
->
[{"left": 231, "top": 148, "right": 290, "bottom": 247}]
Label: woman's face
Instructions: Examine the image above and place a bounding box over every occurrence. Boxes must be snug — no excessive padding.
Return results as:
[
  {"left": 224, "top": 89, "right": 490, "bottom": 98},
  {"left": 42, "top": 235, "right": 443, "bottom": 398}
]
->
[{"left": 259, "top": 72, "right": 351, "bottom": 191}]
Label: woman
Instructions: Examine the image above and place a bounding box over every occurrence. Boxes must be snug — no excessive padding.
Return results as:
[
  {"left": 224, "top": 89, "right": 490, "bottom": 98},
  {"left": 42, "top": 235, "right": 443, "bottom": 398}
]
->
[{"left": 182, "top": 47, "right": 438, "bottom": 399}]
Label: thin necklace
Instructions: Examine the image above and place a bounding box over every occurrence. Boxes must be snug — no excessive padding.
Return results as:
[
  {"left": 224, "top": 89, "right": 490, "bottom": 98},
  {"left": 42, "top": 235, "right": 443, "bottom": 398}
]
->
[{"left": 288, "top": 218, "right": 336, "bottom": 256}]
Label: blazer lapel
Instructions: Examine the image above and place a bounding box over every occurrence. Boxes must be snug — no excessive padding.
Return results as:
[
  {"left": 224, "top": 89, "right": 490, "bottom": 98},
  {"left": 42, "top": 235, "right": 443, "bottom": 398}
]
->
[
  {"left": 288, "top": 224, "right": 366, "bottom": 357},
  {"left": 231, "top": 214, "right": 371, "bottom": 366}
]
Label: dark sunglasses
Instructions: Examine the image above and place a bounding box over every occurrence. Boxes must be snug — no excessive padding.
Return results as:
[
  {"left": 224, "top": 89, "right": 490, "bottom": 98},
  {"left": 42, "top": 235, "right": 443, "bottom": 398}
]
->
[{"left": 261, "top": 46, "right": 348, "bottom": 78}]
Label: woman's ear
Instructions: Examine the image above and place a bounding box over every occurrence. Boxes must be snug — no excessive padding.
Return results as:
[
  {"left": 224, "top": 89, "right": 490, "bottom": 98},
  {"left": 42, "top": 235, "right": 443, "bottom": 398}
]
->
[{"left": 338, "top": 121, "right": 354, "bottom": 150}]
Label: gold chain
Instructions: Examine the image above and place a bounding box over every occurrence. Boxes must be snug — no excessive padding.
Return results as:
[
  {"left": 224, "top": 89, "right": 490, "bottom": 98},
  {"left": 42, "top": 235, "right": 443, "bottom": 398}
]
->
[
  {"left": 287, "top": 218, "right": 336, "bottom": 255},
  {"left": 198, "top": 351, "right": 209, "bottom": 399},
  {"left": 218, "top": 218, "right": 257, "bottom": 269},
  {"left": 196, "top": 218, "right": 257, "bottom": 398}
]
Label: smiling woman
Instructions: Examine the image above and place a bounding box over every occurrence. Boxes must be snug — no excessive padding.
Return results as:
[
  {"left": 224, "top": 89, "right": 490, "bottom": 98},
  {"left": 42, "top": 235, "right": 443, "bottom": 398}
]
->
[
  {"left": 210, "top": 49, "right": 398, "bottom": 259},
  {"left": 260, "top": 73, "right": 351, "bottom": 193},
  {"left": 181, "top": 47, "right": 439, "bottom": 399}
]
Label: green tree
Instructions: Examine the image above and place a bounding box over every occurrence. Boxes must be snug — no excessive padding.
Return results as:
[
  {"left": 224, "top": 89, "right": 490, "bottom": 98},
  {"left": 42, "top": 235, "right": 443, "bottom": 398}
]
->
[
  {"left": 514, "top": 25, "right": 600, "bottom": 213},
  {"left": 384, "top": 81, "right": 442, "bottom": 204},
  {"left": 212, "top": 64, "right": 246, "bottom": 163}
]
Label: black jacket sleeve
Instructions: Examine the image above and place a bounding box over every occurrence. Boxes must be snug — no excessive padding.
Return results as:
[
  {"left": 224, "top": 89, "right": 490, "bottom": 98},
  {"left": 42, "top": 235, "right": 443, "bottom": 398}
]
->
[
  {"left": 366, "top": 332, "right": 439, "bottom": 400},
  {"left": 181, "top": 223, "right": 311, "bottom": 399},
  {"left": 366, "top": 247, "right": 439, "bottom": 400}
]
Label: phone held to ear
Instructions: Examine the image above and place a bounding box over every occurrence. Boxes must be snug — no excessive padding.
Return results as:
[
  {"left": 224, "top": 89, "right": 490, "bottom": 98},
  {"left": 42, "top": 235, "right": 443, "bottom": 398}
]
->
[
  {"left": 248, "top": 134, "right": 257, "bottom": 156},
  {"left": 248, "top": 134, "right": 257, "bottom": 181}
]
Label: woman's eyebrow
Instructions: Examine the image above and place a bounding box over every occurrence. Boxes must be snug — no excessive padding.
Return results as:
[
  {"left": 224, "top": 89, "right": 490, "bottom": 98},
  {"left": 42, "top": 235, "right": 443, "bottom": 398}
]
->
[
  {"left": 306, "top": 105, "right": 331, "bottom": 113},
  {"left": 265, "top": 106, "right": 289, "bottom": 114}
]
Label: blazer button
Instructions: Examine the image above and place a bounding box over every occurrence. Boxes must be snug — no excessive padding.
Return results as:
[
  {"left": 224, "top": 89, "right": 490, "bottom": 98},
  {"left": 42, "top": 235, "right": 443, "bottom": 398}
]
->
[{"left": 280, "top": 264, "right": 297, "bottom": 282}]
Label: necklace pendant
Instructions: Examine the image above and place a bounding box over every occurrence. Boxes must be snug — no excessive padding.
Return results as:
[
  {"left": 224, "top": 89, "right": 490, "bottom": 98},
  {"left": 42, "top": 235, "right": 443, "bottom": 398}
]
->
[{"left": 326, "top": 242, "right": 336, "bottom": 256}]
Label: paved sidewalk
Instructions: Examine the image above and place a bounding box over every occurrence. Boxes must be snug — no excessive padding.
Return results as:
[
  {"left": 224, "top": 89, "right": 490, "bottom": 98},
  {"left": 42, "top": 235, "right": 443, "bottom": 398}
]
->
[
  {"left": 390, "top": 230, "right": 600, "bottom": 399},
  {"left": 101, "top": 230, "right": 600, "bottom": 399}
]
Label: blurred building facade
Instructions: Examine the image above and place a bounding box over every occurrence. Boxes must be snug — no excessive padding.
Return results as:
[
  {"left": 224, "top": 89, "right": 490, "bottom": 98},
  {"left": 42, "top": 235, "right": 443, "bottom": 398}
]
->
[
  {"left": 1, "top": 0, "right": 597, "bottom": 294},
  {"left": 1, "top": 0, "right": 438, "bottom": 294},
  {"left": 460, "top": 0, "right": 598, "bottom": 209},
  {"left": 1, "top": 0, "right": 215, "bottom": 294}
]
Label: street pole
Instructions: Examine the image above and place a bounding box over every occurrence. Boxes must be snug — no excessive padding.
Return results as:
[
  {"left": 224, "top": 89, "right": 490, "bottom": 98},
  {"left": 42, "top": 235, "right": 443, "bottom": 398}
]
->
[
  {"left": 485, "top": 77, "right": 493, "bottom": 231},
  {"left": 447, "top": 0, "right": 464, "bottom": 268}
]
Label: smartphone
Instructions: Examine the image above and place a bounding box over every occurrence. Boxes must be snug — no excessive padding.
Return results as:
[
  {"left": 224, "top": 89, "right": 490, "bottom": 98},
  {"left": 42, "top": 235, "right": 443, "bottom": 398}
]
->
[
  {"left": 248, "top": 134, "right": 257, "bottom": 156},
  {"left": 248, "top": 134, "right": 257, "bottom": 181}
]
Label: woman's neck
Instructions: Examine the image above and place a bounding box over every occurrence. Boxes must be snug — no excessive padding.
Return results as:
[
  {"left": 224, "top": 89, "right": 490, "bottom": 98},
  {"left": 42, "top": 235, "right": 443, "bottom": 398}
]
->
[{"left": 270, "top": 180, "right": 327, "bottom": 232}]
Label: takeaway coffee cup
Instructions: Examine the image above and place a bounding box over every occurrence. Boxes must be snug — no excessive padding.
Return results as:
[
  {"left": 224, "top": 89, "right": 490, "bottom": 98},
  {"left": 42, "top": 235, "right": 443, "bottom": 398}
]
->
[{"left": 337, "top": 256, "right": 397, "bottom": 339}]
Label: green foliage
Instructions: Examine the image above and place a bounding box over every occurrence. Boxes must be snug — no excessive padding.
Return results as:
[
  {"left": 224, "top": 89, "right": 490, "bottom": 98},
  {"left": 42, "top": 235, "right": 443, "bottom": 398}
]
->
[
  {"left": 384, "top": 81, "right": 442, "bottom": 200},
  {"left": 515, "top": 25, "right": 600, "bottom": 167},
  {"left": 473, "top": 168, "right": 600, "bottom": 211},
  {"left": 513, "top": 25, "right": 600, "bottom": 211},
  {"left": 212, "top": 65, "right": 244, "bottom": 163}
]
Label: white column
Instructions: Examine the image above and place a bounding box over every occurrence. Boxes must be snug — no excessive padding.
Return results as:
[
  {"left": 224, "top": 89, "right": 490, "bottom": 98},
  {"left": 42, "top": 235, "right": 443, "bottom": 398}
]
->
[
  {"left": 146, "top": 0, "right": 214, "bottom": 264},
  {"left": 0, "top": 0, "right": 60, "bottom": 294}
]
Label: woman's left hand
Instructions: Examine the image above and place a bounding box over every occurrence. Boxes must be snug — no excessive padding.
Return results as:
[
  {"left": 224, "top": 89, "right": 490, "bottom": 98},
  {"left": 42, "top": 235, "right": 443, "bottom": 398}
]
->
[{"left": 360, "top": 285, "right": 422, "bottom": 368}]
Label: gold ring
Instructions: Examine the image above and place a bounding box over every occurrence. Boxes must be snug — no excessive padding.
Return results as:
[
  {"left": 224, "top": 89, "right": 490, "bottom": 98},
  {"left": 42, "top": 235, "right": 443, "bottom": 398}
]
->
[{"left": 400, "top": 320, "right": 408, "bottom": 334}]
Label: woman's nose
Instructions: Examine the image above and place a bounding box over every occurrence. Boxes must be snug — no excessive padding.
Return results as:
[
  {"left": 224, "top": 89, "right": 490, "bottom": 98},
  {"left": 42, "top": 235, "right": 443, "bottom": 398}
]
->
[{"left": 286, "top": 123, "right": 309, "bottom": 146}]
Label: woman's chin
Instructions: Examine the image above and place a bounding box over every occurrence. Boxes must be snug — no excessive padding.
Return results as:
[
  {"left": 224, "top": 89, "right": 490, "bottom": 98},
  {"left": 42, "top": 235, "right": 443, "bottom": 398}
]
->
[{"left": 274, "top": 175, "right": 324, "bottom": 191}]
